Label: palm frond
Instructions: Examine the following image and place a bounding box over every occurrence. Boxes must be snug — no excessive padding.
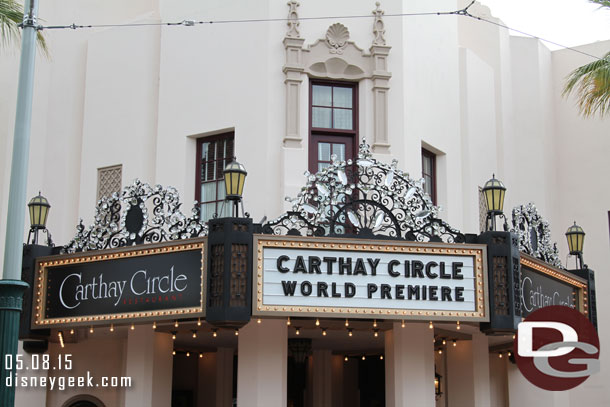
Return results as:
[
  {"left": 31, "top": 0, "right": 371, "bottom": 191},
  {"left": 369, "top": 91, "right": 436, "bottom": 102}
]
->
[
  {"left": 589, "top": 0, "right": 610, "bottom": 9},
  {"left": 0, "top": 0, "right": 48, "bottom": 56},
  {"left": 563, "top": 52, "right": 610, "bottom": 117}
]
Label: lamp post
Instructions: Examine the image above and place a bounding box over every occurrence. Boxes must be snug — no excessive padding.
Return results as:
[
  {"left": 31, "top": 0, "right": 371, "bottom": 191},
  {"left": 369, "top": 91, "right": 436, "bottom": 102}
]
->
[
  {"left": 1, "top": 0, "right": 40, "bottom": 405},
  {"left": 27, "top": 192, "right": 51, "bottom": 245},
  {"left": 482, "top": 174, "right": 507, "bottom": 231},
  {"left": 565, "top": 222, "right": 585, "bottom": 269},
  {"left": 223, "top": 160, "right": 247, "bottom": 217}
]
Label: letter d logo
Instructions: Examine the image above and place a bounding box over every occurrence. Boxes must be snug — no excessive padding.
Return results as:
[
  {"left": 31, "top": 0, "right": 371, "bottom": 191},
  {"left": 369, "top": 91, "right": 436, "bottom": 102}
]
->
[{"left": 518, "top": 321, "right": 577, "bottom": 357}]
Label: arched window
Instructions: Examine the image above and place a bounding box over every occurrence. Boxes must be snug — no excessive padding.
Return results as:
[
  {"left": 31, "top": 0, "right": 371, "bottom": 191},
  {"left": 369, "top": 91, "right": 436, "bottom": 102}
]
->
[{"left": 62, "top": 395, "right": 105, "bottom": 407}]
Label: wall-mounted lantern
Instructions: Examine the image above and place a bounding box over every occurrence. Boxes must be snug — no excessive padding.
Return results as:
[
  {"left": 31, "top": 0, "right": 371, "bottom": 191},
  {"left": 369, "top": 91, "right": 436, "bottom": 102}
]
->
[{"left": 435, "top": 369, "right": 442, "bottom": 399}]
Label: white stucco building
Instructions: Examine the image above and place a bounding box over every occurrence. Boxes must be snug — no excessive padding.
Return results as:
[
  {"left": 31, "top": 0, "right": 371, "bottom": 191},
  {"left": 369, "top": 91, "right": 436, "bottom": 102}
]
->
[{"left": 1, "top": 0, "right": 608, "bottom": 406}]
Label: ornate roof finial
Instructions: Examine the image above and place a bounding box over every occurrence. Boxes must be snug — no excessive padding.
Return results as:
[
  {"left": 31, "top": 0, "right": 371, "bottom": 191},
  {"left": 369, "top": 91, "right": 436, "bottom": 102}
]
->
[
  {"left": 372, "top": 2, "right": 386, "bottom": 46},
  {"left": 286, "top": 0, "right": 300, "bottom": 38}
]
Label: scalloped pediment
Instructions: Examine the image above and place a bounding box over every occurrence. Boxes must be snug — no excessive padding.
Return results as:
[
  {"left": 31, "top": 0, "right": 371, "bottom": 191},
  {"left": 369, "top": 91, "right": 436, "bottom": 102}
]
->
[{"left": 309, "top": 57, "right": 366, "bottom": 79}]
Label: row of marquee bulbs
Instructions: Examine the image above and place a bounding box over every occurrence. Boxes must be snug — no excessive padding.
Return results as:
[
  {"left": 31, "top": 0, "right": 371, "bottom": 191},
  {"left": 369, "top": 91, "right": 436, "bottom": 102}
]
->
[
  {"left": 61, "top": 318, "right": 463, "bottom": 341},
  {"left": 169, "top": 349, "right": 386, "bottom": 362}
]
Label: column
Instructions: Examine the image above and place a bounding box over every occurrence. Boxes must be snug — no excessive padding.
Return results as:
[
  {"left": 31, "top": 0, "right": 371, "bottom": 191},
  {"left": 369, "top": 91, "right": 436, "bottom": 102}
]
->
[
  {"left": 312, "top": 349, "right": 332, "bottom": 407},
  {"left": 385, "top": 322, "right": 434, "bottom": 407},
  {"left": 197, "top": 352, "right": 216, "bottom": 407},
  {"left": 237, "top": 319, "right": 287, "bottom": 407},
  {"left": 446, "top": 335, "right": 474, "bottom": 406},
  {"left": 14, "top": 341, "right": 47, "bottom": 406},
  {"left": 331, "top": 355, "right": 344, "bottom": 407},
  {"left": 370, "top": 45, "right": 392, "bottom": 154},
  {"left": 216, "top": 347, "right": 234, "bottom": 407},
  {"left": 123, "top": 330, "right": 173, "bottom": 407},
  {"left": 283, "top": 37, "right": 305, "bottom": 147},
  {"left": 472, "top": 332, "right": 491, "bottom": 406}
]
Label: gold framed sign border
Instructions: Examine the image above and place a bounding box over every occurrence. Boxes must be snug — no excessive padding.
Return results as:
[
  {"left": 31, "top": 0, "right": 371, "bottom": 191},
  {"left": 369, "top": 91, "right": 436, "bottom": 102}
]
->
[
  {"left": 252, "top": 234, "right": 489, "bottom": 322},
  {"left": 520, "top": 253, "right": 589, "bottom": 317},
  {"left": 32, "top": 237, "right": 207, "bottom": 329}
]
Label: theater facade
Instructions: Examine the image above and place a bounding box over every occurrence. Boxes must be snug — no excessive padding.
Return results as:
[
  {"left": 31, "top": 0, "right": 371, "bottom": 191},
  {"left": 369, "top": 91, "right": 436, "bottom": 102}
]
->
[{"left": 1, "top": 1, "right": 608, "bottom": 407}]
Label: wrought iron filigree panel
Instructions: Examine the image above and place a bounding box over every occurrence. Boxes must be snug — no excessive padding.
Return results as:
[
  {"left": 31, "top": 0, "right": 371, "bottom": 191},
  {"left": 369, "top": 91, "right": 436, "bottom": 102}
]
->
[
  {"left": 262, "top": 140, "right": 464, "bottom": 243},
  {"left": 510, "top": 203, "right": 562, "bottom": 268},
  {"left": 62, "top": 179, "right": 208, "bottom": 253}
]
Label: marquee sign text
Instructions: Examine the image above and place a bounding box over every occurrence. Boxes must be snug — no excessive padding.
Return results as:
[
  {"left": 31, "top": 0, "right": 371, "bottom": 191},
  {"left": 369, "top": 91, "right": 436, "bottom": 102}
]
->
[
  {"left": 33, "top": 239, "right": 205, "bottom": 328},
  {"left": 253, "top": 236, "right": 488, "bottom": 321}
]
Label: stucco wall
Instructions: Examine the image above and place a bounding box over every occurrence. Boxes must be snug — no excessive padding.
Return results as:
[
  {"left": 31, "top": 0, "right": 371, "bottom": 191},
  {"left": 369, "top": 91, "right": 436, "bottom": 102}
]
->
[{"left": 1, "top": 1, "right": 609, "bottom": 405}]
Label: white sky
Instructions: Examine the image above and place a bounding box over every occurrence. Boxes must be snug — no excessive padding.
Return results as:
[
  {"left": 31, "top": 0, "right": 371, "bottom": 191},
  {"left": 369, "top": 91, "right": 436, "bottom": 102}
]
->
[{"left": 478, "top": 0, "right": 610, "bottom": 50}]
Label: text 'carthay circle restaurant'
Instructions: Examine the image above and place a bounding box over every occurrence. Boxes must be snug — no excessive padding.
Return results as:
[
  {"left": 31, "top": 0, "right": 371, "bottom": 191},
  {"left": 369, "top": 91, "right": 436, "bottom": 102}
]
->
[{"left": 1, "top": 1, "right": 609, "bottom": 407}]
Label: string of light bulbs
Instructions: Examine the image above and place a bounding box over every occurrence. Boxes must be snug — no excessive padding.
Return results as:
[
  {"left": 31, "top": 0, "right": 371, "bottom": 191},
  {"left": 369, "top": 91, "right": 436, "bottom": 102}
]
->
[{"left": 22, "top": 1, "right": 603, "bottom": 61}]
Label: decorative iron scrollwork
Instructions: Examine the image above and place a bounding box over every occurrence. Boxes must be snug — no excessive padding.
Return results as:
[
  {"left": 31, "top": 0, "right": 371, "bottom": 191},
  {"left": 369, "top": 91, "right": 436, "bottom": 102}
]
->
[
  {"left": 62, "top": 179, "right": 208, "bottom": 253},
  {"left": 263, "top": 140, "right": 464, "bottom": 243},
  {"left": 510, "top": 203, "right": 562, "bottom": 268}
]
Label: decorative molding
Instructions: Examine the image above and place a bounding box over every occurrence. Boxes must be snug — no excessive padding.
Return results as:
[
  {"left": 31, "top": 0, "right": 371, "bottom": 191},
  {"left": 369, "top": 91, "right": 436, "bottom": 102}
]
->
[
  {"left": 263, "top": 139, "right": 464, "bottom": 243},
  {"left": 0, "top": 281, "right": 28, "bottom": 311},
  {"left": 325, "top": 23, "right": 350, "bottom": 54},
  {"left": 62, "top": 179, "right": 208, "bottom": 253},
  {"left": 372, "top": 2, "right": 386, "bottom": 46},
  {"left": 510, "top": 203, "right": 562, "bottom": 268},
  {"left": 286, "top": 0, "right": 300, "bottom": 38},
  {"left": 282, "top": 2, "right": 392, "bottom": 149}
]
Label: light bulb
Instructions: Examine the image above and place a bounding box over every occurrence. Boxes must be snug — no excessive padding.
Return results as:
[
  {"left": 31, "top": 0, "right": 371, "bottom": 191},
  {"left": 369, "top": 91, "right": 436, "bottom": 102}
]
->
[
  {"left": 442, "top": 339, "right": 446, "bottom": 345},
  {"left": 452, "top": 340, "right": 457, "bottom": 347},
  {"left": 152, "top": 321, "right": 157, "bottom": 330},
  {"left": 499, "top": 353, "right": 503, "bottom": 358},
  {"left": 345, "top": 319, "right": 349, "bottom": 327},
  {"left": 322, "top": 329, "right": 327, "bottom": 336},
  {"left": 172, "top": 350, "right": 176, "bottom": 356},
  {"left": 374, "top": 329, "right": 379, "bottom": 337},
  {"left": 373, "top": 319, "right": 377, "bottom": 328},
  {"left": 192, "top": 331, "right": 197, "bottom": 339},
  {"left": 344, "top": 356, "right": 348, "bottom": 362},
  {"left": 131, "top": 323, "right": 135, "bottom": 331},
  {"left": 287, "top": 317, "right": 291, "bottom": 326},
  {"left": 70, "top": 329, "right": 74, "bottom": 335},
  {"left": 110, "top": 324, "right": 114, "bottom": 332},
  {"left": 456, "top": 321, "right": 461, "bottom": 330},
  {"left": 213, "top": 329, "right": 218, "bottom": 338},
  {"left": 257, "top": 318, "right": 262, "bottom": 324},
  {"left": 234, "top": 329, "right": 239, "bottom": 336},
  {"left": 362, "top": 355, "right": 366, "bottom": 360},
  {"left": 380, "top": 355, "right": 384, "bottom": 360},
  {"left": 199, "top": 353, "right": 203, "bottom": 358},
  {"left": 438, "top": 349, "right": 442, "bottom": 355},
  {"left": 186, "top": 352, "right": 190, "bottom": 357},
  {"left": 197, "top": 318, "right": 202, "bottom": 326},
  {"left": 295, "top": 327, "right": 300, "bottom": 335},
  {"left": 401, "top": 320, "right": 405, "bottom": 328},
  {"left": 348, "top": 329, "right": 353, "bottom": 337},
  {"left": 429, "top": 321, "right": 433, "bottom": 329},
  {"left": 89, "top": 326, "right": 94, "bottom": 334},
  {"left": 316, "top": 318, "right": 320, "bottom": 326},
  {"left": 174, "top": 320, "right": 179, "bottom": 328}
]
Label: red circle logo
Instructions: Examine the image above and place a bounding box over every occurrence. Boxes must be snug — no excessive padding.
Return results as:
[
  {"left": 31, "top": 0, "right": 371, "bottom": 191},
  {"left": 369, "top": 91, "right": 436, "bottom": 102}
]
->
[{"left": 514, "top": 305, "right": 600, "bottom": 391}]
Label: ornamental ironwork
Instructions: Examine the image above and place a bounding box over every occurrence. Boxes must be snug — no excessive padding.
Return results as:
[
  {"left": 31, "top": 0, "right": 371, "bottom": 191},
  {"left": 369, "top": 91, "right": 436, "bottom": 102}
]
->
[
  {"left": 510, "top": 203, "right": 562, "bottom": 268},
  {"left": 262, "top": 140, "right": 465, "bottom": 243},
  {"left": 62, "top": 179, "right": 208, "bottom": 253}
]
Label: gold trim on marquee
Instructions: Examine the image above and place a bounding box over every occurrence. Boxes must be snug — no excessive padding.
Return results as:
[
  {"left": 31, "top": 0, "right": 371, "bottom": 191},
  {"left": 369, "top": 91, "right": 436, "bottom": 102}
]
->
[{"left": 32, "top": 237, "right": 206, "bottom": 329}]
